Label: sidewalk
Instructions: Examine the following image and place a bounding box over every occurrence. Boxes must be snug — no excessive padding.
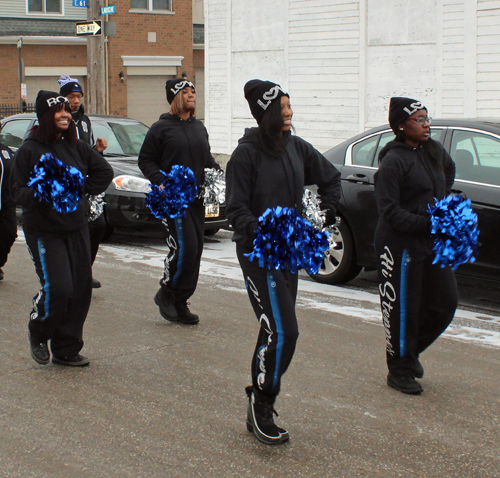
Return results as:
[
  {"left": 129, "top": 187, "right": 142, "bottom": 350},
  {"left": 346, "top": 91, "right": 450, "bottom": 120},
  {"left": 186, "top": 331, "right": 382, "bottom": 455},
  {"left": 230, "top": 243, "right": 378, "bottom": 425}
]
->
[{"left": 1, "top": 240, "right": 499, "bottom": 477}]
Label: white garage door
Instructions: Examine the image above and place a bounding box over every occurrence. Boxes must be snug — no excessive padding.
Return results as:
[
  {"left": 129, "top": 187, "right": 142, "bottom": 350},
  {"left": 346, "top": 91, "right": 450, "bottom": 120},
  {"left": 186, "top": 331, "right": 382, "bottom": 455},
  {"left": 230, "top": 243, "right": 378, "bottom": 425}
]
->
[
  {"left": 127, "top": 75, "right": 173, "bottom": 126},
  {"left": 25, "top": 76, "right": 86, "bottom": 104}
]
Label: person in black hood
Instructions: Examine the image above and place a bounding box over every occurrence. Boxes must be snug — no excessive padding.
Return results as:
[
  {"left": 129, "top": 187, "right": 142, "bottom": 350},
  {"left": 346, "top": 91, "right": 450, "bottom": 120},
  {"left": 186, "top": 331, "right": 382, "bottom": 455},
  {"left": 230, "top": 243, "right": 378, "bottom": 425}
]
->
[
  {"left": 226, "top": 79, "right": 341, "bottom": 445},
  {"left": 374, "top": 96, "right": 458, "bottom": 395},
  {"left": 0, "top": 143, "right": 17, "bottom": 281},
  {"left": 11, "top": 90, "right": 113, "bottom": 367},
  {"left": 58, "top": 75, "right": 108, "bottom": 289},
  {"left": 138, "top": 78, "right": 221, "bottom": 325}
]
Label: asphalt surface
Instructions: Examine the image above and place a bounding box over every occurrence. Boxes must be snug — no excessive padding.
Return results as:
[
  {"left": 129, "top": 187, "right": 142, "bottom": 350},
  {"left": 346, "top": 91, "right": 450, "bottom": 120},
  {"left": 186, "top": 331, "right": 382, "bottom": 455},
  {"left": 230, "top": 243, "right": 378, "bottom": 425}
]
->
[{"left": 1, "top": 231, "right": 499, "bottom": 478}]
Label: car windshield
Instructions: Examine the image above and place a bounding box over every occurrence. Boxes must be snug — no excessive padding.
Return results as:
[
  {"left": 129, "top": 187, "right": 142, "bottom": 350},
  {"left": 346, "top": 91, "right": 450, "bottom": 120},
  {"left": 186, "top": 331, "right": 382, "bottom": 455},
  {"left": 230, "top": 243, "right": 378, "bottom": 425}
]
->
[{"left": 92, "top": 120, "right": 148, "bottom": 156}]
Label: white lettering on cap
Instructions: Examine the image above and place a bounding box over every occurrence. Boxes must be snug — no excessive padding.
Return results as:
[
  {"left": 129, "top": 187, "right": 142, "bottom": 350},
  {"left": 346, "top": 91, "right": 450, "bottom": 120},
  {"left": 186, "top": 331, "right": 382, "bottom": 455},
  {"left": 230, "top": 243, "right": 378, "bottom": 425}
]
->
[
  {"left": 403, "top": 101, "right": 425, "bottom": 116},
  {"left": 170, "top": 80, "right": 195, "bottom": 96},
  {"left": 257, "top": 85, "right": 288, "bottom": 111},
  {"left": 46, "top": 96, "right": 69, "bottom": 108}
]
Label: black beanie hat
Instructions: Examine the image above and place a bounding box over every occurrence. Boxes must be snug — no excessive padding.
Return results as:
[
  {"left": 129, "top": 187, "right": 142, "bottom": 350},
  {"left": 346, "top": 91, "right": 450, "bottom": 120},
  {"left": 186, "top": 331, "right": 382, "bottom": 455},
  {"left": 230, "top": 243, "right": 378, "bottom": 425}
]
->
[
  {"left": 244, "top": 79, "right": 289, "bottom": 124},
  {"left": 58, "top": 75, "right": 84, "bottom": 97},
  {"left": 165, "top": 78, "right": 195, "bottom": 104},
  {"left": 389, "top": 97, "right": 427, "bottom": 133},
  {"left": 35, "top": 90, "right": 70, "bottom": 120}
]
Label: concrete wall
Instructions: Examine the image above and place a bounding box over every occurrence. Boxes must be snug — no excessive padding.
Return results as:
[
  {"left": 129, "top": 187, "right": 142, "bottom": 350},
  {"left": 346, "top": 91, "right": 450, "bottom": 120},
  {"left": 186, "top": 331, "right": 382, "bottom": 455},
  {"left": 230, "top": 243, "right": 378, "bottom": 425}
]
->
[{"left": 205, "top": 0, "right": 500, "bottom": 155}]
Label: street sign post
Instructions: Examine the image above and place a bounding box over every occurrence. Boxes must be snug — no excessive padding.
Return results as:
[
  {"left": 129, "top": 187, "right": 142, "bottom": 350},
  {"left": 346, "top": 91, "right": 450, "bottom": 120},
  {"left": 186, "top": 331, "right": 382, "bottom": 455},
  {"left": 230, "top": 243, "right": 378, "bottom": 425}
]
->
[
  {"left": 76, "top": 21, "right": 102, "bottom": 36},
  {"left": 100, "top": 5, "right": 115, "bottom": 15}
]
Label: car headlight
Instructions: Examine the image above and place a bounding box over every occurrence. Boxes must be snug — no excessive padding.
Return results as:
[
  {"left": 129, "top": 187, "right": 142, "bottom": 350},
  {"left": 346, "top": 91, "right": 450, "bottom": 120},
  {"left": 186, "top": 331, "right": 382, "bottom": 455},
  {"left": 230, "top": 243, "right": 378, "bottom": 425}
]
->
[{"left": 112, "top": 175, "right": 151, "bottom": 193}]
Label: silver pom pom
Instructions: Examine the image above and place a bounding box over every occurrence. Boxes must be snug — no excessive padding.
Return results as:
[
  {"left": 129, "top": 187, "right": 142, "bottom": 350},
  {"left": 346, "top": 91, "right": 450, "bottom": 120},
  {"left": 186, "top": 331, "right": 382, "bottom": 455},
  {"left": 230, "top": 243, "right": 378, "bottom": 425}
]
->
[
  {"left": 200, "top": 168, "right": 226, "bottom": 205},
  {"left": 302, "top": 188, "right": 326, "bottom": 229},
  {"left": 88, "top": 193, "right": 105, "bottom": 221}
]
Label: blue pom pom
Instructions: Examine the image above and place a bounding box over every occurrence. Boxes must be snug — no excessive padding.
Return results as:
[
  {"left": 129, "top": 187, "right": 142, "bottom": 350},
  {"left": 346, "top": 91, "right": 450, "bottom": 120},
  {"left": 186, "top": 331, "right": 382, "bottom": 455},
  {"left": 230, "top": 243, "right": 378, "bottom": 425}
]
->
[
  {"left": 245, "top": 206, "right": 330, "bottom": 274},
  {"left": 28, "top": 153, "right": 84, "bottom": 214},
  {"left": 145, "top": 165, "right": 197, "bottom": 219},
  {"left": 427, "top": 195, "right": 480, "bottom": 269}
]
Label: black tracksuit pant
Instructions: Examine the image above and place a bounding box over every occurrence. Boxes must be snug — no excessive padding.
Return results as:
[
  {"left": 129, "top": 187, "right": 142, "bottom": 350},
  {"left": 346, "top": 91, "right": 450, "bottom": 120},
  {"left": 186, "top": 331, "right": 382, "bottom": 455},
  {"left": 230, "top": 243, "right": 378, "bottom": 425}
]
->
[
  {"left": 24, "top": 226, "right": 92, "bottom": 358},
  {"left": 160, "top": 203, "right": 204, "bottom": 301},
  {"left": 237, "top": 245, "right": 300, "bottom": 399},
  {"left": 376, "top": 237, "right": 458, "bottom": 377},
  {"left": 89, "top": 213, "right": 106, "bottom": 265},
  {"left": 0, "top": 209, "right": 17, "bottom": 268}
]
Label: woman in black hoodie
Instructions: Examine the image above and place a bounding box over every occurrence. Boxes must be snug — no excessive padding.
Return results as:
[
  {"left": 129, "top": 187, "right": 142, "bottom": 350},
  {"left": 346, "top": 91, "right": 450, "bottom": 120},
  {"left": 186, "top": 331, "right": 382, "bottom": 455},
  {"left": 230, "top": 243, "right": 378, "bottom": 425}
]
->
[
  {"left": 138, "top": 78, "right": 220, "bottom": 325},
  {"left": 374, "top": 97, "right": 458, "bottom": 395},
  {"left": 11, "top": 90, "right": 113, "bottom": 367},
  {"left": 226, "top": 80, "right": 341, "bottom": 445}
]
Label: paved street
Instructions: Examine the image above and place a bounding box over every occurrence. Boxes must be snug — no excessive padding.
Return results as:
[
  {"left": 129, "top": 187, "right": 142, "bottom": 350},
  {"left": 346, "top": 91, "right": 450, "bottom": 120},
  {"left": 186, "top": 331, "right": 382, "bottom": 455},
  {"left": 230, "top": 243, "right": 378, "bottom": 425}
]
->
[{"left": 1, "top": 230, "right": 499, "bottom": 477}]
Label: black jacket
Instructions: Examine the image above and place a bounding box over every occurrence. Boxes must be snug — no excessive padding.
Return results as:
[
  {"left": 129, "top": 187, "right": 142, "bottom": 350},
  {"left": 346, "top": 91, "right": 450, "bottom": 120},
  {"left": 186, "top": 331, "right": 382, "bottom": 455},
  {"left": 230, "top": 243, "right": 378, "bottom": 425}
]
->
[
  {"left": 11, "top": 136, "right": 113, "bottom": 234},
  {"left": 374, "top": 138, "right": 456, "bottom": 256},
  {"left": 226, "top": 128, "right": 341, "bottom": 248},
  {"left": 138, "top": 113, "right": 220, "bottom": 193},
  {"left": 72, "top": 105, "right": 94, "bottom": 145},
  {"left": 0, "top": 143, "right": 15, "bottom": 215}
]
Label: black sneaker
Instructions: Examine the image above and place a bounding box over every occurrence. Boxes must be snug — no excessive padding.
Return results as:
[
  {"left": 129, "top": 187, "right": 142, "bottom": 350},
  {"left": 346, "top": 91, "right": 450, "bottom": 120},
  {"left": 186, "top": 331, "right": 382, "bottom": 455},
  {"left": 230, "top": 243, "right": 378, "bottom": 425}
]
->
[
  {"left": 387, "top": 373, "right": 423, "bottom": 395},
  {"left": 413, "top": 360, "right": 424, "bottom": 379},
  {"left": 154, "top": 289, "right": 179, "bottom": 322},
  {"left": 52, "top": 354, "right": 90, "bottom": 367},
  {"left": 28, "top": 332, "right": 50, "bottom": 365},
  {"left": 174, "top": 300, "right": 199, "bottom": 325},
  {"left": 92, "top": 278, "right": 102, "bottom": 289},
  {"left": 245, "top": 386, "right": 289, "bottom": 445}
]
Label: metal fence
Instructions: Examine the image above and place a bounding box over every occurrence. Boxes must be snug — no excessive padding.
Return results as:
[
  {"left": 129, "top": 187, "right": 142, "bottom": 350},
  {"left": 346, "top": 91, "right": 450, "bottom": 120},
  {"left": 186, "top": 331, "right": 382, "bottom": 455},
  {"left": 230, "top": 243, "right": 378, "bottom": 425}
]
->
[{"left": 0, "top": 103, "right": 35, "bottom": 119}]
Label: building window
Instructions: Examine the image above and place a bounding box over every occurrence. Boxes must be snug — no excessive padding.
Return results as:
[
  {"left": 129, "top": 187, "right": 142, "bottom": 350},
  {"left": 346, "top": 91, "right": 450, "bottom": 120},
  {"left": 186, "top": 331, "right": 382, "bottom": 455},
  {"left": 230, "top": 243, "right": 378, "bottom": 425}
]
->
[
  {"left": 28, "top": 0, "right": 62, "bottom": 13},
  {"left": 130, "top": 0, "right": 172, "bottom": 12}
]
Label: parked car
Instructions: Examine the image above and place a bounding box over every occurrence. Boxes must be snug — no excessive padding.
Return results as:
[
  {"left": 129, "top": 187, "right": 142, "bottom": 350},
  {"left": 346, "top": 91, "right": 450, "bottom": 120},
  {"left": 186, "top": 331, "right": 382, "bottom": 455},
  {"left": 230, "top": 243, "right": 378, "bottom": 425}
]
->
[
  {"left": 308, "top": 119, "right": 500, "bottom": 284},
  {"left": 0, "top": 113, "right": 228, "bottom": 237}
]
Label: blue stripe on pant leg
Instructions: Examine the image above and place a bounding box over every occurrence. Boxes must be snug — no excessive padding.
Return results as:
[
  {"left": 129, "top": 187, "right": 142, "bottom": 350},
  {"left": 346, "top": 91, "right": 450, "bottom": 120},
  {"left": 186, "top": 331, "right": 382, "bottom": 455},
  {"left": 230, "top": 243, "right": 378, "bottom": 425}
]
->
[
  {"left": 38, "top": 237, "right": 50, "bottom": 321},
  {"left": 399, "top": 249, "right": 410, "bottom": 357},
  {"left": 267, "top": 272, "right": 284, "bottom": 390},
  {"left": 172, "top": 218, "right": 185, "bottom": 288}
]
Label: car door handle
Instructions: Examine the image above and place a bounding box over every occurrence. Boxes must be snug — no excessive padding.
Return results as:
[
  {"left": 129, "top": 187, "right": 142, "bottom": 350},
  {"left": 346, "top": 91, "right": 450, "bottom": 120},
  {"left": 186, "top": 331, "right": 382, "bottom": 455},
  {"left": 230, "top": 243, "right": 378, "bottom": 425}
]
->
[
  {"left": 451, "top": 189, "right": 468, "bottom": 200},
  {"left": 345, "top": 174, "right": 370, "bottom": 184}
]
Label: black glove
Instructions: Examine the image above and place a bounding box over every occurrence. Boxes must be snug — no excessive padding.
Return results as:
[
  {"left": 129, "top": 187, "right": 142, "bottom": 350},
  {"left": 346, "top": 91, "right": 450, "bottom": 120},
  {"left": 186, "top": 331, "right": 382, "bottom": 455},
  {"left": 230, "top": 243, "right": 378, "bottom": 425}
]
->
[{"left": 324, "top": 208, "right": 337, "bottom": 227}]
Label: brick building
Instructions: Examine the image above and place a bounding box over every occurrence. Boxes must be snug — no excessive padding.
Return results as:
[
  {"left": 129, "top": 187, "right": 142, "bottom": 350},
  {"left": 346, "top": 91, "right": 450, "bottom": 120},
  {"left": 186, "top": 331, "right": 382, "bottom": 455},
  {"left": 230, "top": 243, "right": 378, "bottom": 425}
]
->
[{"left": 0, "top": 0, "right": 204, "bottom": 125}]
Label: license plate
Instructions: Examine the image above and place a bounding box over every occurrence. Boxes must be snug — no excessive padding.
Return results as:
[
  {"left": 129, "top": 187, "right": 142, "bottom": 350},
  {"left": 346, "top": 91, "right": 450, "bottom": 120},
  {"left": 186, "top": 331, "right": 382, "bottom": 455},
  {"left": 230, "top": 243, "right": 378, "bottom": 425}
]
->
[{"left": 205, "top": 204, "right": 219, "bottom": 218}]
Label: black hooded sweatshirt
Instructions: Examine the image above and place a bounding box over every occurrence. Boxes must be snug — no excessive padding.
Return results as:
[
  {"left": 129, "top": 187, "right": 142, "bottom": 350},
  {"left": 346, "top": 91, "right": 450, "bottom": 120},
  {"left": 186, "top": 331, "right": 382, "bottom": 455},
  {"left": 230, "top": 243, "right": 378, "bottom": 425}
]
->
[
  {"left": 11, "top": 136, "right": 114, "bottom": 235},
  {"left": 138, "top": 113, "right": 220, "bottom": 195},
  {"left": 226, "top": 128, "right": 341, "bottom": 249},
  {"left": 72, "top": 104, "right": 94, "bottom": 145},
  {"left": 374, "top": 138, "right": 455, "bottom": 256}
]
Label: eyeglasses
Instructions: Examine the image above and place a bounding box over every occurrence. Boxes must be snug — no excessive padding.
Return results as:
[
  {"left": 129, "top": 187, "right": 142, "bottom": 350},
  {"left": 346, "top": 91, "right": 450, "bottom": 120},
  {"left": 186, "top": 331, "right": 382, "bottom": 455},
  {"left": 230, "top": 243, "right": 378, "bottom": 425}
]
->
[{"left": 407, "top": 116, "right": 432, "bottom": 126}]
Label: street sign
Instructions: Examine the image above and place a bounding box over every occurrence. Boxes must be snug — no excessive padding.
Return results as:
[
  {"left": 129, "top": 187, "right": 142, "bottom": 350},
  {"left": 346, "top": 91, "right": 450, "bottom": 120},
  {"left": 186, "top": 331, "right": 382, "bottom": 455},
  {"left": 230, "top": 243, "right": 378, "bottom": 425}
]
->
[
  {"left": 17, "top": 38, "right": 22, "bottom": 49},
  {"left": 101, "top": 5, "right": 115, "bottom": 15},
  {"left": 76, "top": 21, "right": 102, "bottom": 36},
  {"left": 21, "top": 83, "right": 27, "bottom": 100},
  {"left": 72, "top": 0, "right": 87, "bottom": 6}
]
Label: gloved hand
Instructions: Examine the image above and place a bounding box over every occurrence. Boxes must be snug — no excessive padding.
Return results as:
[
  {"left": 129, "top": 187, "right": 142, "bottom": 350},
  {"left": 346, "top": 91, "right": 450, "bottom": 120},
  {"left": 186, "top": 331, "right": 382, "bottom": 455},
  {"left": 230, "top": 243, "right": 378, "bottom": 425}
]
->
[{"left": 323, "top": 208, "right": 337, "bottom": 227}]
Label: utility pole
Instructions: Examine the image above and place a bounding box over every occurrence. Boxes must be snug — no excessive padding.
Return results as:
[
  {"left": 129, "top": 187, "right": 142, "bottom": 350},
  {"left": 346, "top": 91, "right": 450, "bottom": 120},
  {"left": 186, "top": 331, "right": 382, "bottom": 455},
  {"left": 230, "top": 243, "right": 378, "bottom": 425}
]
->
[{"left": 87, "top": 0, "right": 106, "bottom": 114}]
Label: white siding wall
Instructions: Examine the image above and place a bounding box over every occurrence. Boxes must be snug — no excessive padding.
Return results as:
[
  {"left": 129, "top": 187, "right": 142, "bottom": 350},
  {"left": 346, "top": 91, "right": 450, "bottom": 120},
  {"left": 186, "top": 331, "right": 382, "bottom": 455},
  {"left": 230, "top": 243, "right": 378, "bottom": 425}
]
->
[
  {"left": 289, "top": 0, "right": 361, "bottom": 150},
  {"left": 476, "top": 0, "right": 500, "bottom": 117},
  {"left": 205, "top": 0, "right": 500, "bottom": 155}
]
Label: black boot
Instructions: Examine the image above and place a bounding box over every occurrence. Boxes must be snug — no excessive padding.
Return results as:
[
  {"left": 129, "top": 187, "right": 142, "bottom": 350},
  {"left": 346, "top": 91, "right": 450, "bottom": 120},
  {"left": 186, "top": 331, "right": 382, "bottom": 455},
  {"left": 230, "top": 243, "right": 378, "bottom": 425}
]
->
[
  {"left": 154, "top": 288, "right": 179, "bottom": 322},
  {"left": 174, "top": 300, "right": 199, "bottom": 325},
  {"left": 245, "top": 386, "right": 289, "bottom": 445},
  {"left": 28, "top": 331, "right": 50, "bottom": 365},
  {"left": 387, "top": 372, "right": 423, "bottom": 394}
]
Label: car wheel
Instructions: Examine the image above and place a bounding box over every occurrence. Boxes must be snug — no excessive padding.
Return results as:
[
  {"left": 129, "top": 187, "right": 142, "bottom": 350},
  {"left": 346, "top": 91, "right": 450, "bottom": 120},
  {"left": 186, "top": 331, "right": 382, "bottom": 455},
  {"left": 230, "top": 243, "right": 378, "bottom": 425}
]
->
[
  {"left": 204, "top": 228, "right": 220, "bottom": 236},
  {"left": 308, "top": 220, "right": 362, "bottom": 284}
]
